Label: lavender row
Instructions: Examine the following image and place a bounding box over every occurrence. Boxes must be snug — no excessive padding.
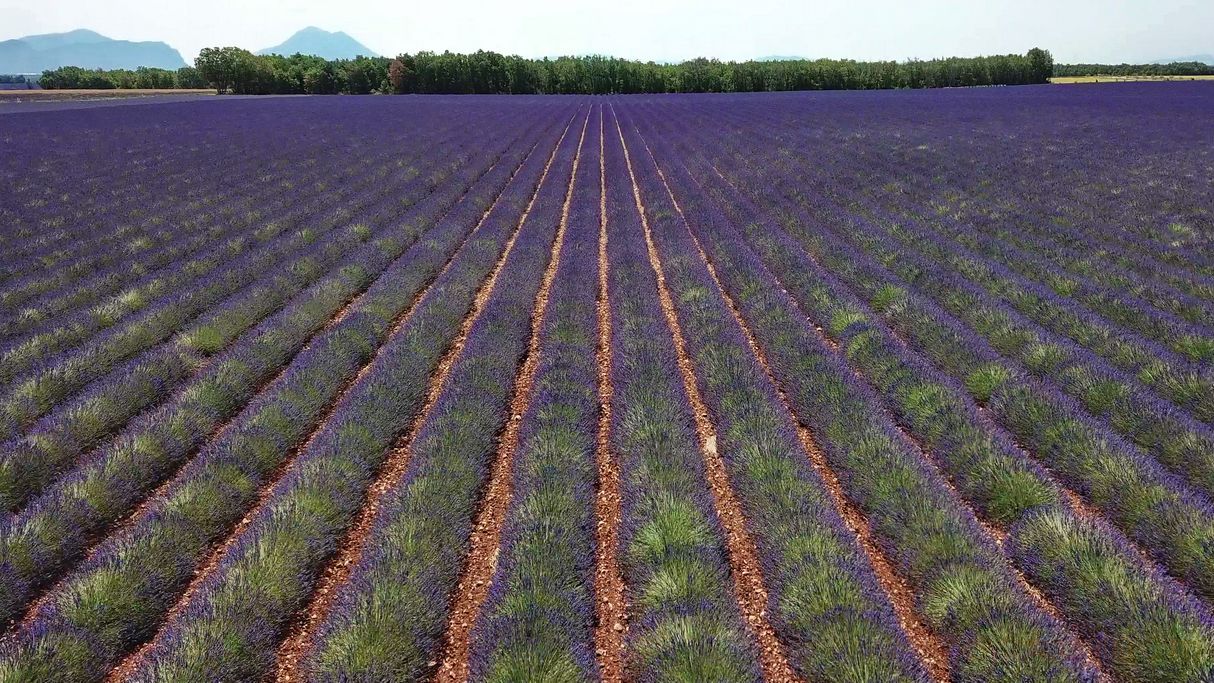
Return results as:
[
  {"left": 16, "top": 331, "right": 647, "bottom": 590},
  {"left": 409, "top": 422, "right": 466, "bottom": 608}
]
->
[
  {"left": 0, "top": 112, "right": 567, "bottom": 682},
  {"left": 617, "top": 112, "right": 932, "bottom": 680},
  {"left": 991, "top": 225, "right": 1214, "bottom": 327},
  {"left": 687, "top": 106, "right": 1214, "bottom": 474},
  {"left": 638, "top": 104, "right": 1061, "bottom": 528},
  {"left": 733, "top": 87, "right": 1214, "bottom": 291},
  {"left": 631, "top": 103, "right": 1214, "bottom": 679},
  {"left": 964, "top": 204, "right": 1214, "bottom": 326},
  {"left": 661, "top": 107, "right": 1214, "bottom": 606},
  {"left": 843, "top": 106, "right": 1214, "bottom": 298},
  {"left": 0, "top": 203, "right": 352, "bottom": 392},
  {"left": 893, "top": 178, "right": 1214, "bottom": 346},
  {"left": 0, "top": 98, "right": 512, "bottom": 374},
  {"left": 694, "top": 101, "right": 1214, "bottom": 425},
  {"left": 120, "top": 108, "right": 582, "bottom": 683},
  {"left": 0, "top": 111, "right": 560, "bottom": 631},
  {"left": 1010, "top": 509, "right": 1214, "bottom": 683},
  {"left": 2, "top": 209, "right": 281, "bottom": 342},
  {"left": 852, "top": 195, "right": 1214, "bottom": 424},
  {"left": 0, "top": 218, "right": 362, "bottom": 503},
  {"left": 0, "top": 103, "right": 473, "bottom": 342},
  {"left": 777, "top": 117, "right": 1214, "bottom": 345},
  {"left": 0, "top": 123, "right": 466, "bottom": 408},
  {"left": 694, "top": 95, "right": 1214, "bottom": 368},
  {"left": 0, "top": 118, "right": 489, "bottom": 477},
  {"left": 468, "top": 106, "right": 602, "bottom": 681},
  {"left": 0, "top": 155, "right": 449, "bottom": 510},
  {"left": 601, "top": 116, "right": 761, "bottom": 681},
  {"left": 299, "top": 111, "right": 587, "bottom": 682},
  {"left": 0, "top": 125, "right": 250, "bottom": 275},
  {"left": 617, "top": 104, "right": 1094, "bottom": 681},
  {"left": 883, "top": 139, "right": 1214, "bottom": 325},
  {"left": 802, "top": 208, "right": 1214, "bottom": 605},
  {"left": 748, "top": 202, "right": 1214, "bottom": 602},
  {"left": 838, "top": 201, "right": 1214, "bottom": 473},
  {"left": 738, "top": 103, "right": 1214, "bottom": 312},
  {"left": 0, "top": 118, "right": 403, "bottom": 344},
  {"left": 848, "top": 176, "right": 1214, "bottom": 364},
  {"left": 0, "top": 99, "right": 379, "bottom": 278},
  {"left": 652, "top": 99, "right": 1214, "bottom": 507},
  {"left": 0, "top": 106, "right": 335, "bottom": 293},
  {"left": 0, "top": 191, "right": 375, "bottom": 433},
  {"left": 0, "top": 131, "right": 330, "bottom": 322},
  {"left": 777, "top": 176, "right": 1214, "bottom": 489},
  {"left": 0, "top": 105, "right": 505, "bottom": 465}
]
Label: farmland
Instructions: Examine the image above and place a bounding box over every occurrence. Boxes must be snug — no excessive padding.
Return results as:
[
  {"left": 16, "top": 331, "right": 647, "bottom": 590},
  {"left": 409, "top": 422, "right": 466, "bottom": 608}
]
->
[{"left": 0, "top": 83, "right": 1212, "bottom": 682}]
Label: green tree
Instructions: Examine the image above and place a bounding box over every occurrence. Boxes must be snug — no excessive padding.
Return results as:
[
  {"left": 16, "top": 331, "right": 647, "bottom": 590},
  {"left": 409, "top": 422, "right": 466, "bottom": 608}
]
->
[
  {"left": 195, "top": 47, "right": 259, "bottom": 94},
  {"left": 1027, "top": 47, "right": 1054, "bottom": 83}
]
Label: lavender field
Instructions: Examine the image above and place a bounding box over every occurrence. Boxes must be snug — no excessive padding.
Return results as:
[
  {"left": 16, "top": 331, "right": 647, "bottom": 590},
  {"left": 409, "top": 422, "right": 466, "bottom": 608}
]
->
[{"left": 0, "top": 83, "right": 1212, "bottom": 682}]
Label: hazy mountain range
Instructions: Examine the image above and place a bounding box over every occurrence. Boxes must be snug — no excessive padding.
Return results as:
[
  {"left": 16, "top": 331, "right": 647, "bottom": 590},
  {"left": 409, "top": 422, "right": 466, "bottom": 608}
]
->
[
  {"left": 2, "top": 28, "right": 1209, "bottom": 74},
  {"left": 0, "top": 29, "right": 186, "bottom": 73},
  {"left": 1154, "top": 54, "right": 1214, "bottom": 64},
  {"left": 0, "top": 27, "right": 377, "bottom": 73},
  {"left": 257, "top": 27, "right": 378, "bottom": 59}
]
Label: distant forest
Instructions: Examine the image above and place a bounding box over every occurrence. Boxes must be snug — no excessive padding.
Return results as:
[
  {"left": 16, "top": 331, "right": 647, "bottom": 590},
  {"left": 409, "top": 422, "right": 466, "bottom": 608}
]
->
[
  {"left": 0, "top": 74, "right": 38, "bottom": 87},
  {"left": 37, "top": 48, "right": 1056, "bottom": 94},
  {"left": 1053, "top": 61, "right": 1214, "bottom": 77},
  {"left": 37, "top": 66, "right": 204, "bottom": 90},
  {"left": 31, "top": 48, "right": 1214, "bottom": 94}
]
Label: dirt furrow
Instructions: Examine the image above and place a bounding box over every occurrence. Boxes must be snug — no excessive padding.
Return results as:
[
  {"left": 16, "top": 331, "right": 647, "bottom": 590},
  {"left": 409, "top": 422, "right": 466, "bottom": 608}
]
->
[
  {"left": 0, "top": 141, "right": 539, "bottom": 646},
  {"left": 270, "top": 108, "right": 585, "bottom": 683},
  {"left": 636, "top": 131, "right": 949, "bottom": 682},
  {"left": 432, "top": 108, "right": 590, "bottom": 683},
  {"left": 592, "top": 104, "right": 627, "bottom": 683},
  {"left": 103, "top": 120, "right": 574, "bottom": 683},
  {"left": 697, "top": 156, "right": 1108, "bottom": 682},
  {"left": 612, "top": 106, "right": 800, "bottom": 683}
]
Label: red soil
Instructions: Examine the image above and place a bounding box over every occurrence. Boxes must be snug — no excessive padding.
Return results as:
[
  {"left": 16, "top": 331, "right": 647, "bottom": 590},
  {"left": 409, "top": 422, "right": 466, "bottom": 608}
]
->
[
  {"left": 433, "top": 108, "right": 590, "bottom": 683},
  {"left": 593, "top": 106, "right": 629, "bottom": 683},
  {"left": 613, "top": 107, "right": 801, "bottom": 683},
  {"left": 272, "top": 110, "right": 584, "bottom": 683}
]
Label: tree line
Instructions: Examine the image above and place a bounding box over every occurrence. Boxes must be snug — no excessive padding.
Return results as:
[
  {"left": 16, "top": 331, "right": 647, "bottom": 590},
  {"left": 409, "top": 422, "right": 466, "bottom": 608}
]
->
[
  {"left": 36, "top": 66, "right": 207, "bottom": 90},
  {"left": 39, "top": 47, "right": 1054, "bottom": 94},
  {"left": 387, "top": 49, "right": 1054, "bottom": 94},
  {"left": 1053, "top": 61, "right": 1214, "bottom": 77}
]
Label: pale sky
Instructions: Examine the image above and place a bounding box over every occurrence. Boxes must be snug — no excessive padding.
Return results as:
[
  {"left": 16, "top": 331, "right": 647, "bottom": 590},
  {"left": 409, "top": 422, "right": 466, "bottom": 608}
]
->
[{"left": 2, "top": 0, "right": 1210, "bottom": 65}]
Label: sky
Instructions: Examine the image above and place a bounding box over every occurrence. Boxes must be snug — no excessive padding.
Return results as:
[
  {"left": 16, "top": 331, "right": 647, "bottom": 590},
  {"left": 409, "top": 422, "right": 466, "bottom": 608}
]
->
[{"left": 2, "top": 0, "right": 1211, "bottom": 64}]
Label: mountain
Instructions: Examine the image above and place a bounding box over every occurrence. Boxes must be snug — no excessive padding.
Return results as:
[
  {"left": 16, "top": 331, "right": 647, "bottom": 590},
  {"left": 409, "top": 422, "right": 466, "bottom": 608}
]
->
[
  {"left": 257, "top": 27, "right": 378, "bottom": 59},
  {"left": 0, "top": 29, "right": 186, "bottom": 72},
  {"left": 17, "top": 28, "right": 110, "bottom": 51},
  {"left": 1153, "top": 54, "right": 1214, "bottom": 65},
  {"left": 755, "top": 55, "right": 810, "bottom": 62}
]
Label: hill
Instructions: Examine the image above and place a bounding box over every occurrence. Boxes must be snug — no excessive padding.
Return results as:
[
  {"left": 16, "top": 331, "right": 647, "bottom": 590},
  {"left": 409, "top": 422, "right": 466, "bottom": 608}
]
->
[
  {"left": 257, "top": 27, "right": 378, "bottom": 59},
  {"left": 1154, "top": 54, "right": 1214, "bottom": 65},
  {"left": 0, "top": 29, "right": 186, "bottom": 72}
]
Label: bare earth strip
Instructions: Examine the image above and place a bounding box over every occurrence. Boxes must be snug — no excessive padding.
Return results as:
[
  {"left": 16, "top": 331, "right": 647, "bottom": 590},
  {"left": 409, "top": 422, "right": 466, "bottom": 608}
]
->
[
  {"left": 104, "top": 113, "right": 578, "bottom": 683},
  {"left": 269, "top": 107, "right": 587, "bottom": 682},
  {"left": 611, "top": 105, "right": 801, "bottom": 683},
  {"left": 695, "top": 156, "right": 1109, "bottom": 682},
  {"left": 655, "top": 148, "right": 952, "bottom": 681},
  {"left": 2, "top": 134, "right": 537, "bottom": 644},
  {"left": 593, "top": 103, "right": 628, "bottom": 683},
  {"left": 706, "top": 157, "right": 1211, "bottom": 617},
  {"left": 433, "top": 109, "right": 591, "bottom": 683}
]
